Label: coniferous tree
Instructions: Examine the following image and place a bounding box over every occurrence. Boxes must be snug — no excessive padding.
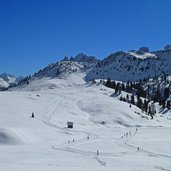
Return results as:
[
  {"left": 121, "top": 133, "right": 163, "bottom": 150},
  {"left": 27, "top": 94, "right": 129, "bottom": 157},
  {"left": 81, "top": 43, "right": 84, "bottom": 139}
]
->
[
  {"left": 131, "top": 94, "right": 135, "bottom": 105},
  {"left": 115, "top": 87, "right": 118, "bottom": 94},
  {"left": 115, "top": 83, "right": 120, "bottom": 94},
  {"left": 106, "top": 77, "right": 112, "bottom": 88},
  {"left": 136, "top": 83, "right": 146, "bottom": 98},
  {"left": 148, "top": 106, "right": 151, "bottom": 116},
  {"left": 156, "top": 87, "right": 161, "bottom": 102},
  {"left": 118, "top": 88, "right": 121, "bottom": 94},
  {"left": 144, "top": 99, "right": 148, "bottom": 112},
  {"left": 126, "top": 81, "right": 130, "bottom": 92},
  {"left": 92, "top": 79, "right": 96, "bottom": 84},
  {"left": 137, "top": 97, "right": 143, "bottom": 109},
  {"left": 121, "top": 83, "right": 125, "bottom": 91},
  {"left": 126, "top": 94, "right": 129, "bottom": 102},
  {"left": 164, "top": 87, "right": 170, "bottom": 100},
  {"left": 162, "top": 99, "right": 166, "bottom": 109},
  {"left": 112, "top": 81, "right": 116, "bottom": 89},
  {"left": 166, "top": 100, "right": 171, "bottom": 110},
  {"left": 159, "top": 98, "right": 162, "bottom": 106}
]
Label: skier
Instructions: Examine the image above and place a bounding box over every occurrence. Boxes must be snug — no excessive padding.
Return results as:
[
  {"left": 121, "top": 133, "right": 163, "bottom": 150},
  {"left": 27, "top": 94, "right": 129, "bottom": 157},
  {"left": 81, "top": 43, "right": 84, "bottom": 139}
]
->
[
  {"left": 31, "top": 112, "right": 34, "bottom": 118},
  {"left": 126, "top": 132, "right": 128, "bottom": 137},
  {"left": 87, "top": 136, "right": 89, "bottom": 140},
  {"left": 137, "top": 147, "right": 139, "bottom": 151},
  {"left": 97, "top": 150, "right": 99, "bottom": 155},
  {"left": 72, "top": 139, "right": 75, "bottom": 142}
]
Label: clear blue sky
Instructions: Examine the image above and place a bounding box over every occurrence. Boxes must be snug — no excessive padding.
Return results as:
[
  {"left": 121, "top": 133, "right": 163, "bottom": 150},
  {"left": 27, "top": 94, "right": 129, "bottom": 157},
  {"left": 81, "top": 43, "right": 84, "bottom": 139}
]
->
[{"left": 0, "top": 0, "right": 171, "bottom": 76}]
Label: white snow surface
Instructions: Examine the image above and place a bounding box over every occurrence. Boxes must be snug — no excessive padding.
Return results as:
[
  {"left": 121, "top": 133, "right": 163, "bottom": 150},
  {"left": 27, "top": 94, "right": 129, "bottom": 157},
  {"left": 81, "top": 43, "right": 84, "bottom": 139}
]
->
[
  {"left": 128, "top": 51, "right": 157, "bottom": 59},
  {"left": 1, "top": 74, "right": 171, "bottom": 171}
]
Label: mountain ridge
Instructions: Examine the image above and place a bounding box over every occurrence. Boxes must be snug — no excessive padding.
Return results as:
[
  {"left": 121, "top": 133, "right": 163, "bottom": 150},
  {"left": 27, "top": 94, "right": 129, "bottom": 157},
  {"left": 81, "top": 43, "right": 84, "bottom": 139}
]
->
[
  {"left": 3, "top": 45, "right": 171, "bottom": 90},
  {"left": 86, "top": 46, "right": 171, "bottom": 82}
]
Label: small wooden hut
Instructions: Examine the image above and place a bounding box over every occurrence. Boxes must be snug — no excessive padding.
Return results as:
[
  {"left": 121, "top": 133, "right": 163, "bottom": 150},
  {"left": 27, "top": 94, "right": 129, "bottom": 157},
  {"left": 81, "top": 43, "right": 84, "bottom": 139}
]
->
[{"left": 67, "top": 121, "right": 73, "bottom": 128}]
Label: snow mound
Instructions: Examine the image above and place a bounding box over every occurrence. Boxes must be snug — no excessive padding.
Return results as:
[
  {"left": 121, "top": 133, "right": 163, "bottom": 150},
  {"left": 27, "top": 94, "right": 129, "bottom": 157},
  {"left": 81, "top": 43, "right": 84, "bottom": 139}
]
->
[
  {"left": 12, "top": 73, "right": 86, "bottom": 91},
  {"left": 0, "top": 128, "right": 22, "bottom": 145}
]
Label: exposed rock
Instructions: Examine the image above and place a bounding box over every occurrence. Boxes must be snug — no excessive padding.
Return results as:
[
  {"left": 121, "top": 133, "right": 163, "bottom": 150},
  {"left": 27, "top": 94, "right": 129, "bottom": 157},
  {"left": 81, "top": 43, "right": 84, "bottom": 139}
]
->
[
  {"left": 139, "top": 47, "right": 149, "bottom": 52},
  {"left": 164, "top": 44, "right": 171, "bottom": 50}
]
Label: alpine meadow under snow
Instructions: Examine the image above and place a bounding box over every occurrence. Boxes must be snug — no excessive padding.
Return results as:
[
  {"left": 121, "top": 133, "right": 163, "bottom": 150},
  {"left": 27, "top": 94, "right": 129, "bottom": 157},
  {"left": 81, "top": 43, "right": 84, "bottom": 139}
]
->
[{"left": 1, "top": 46, "right": 171, "bottom": 171}]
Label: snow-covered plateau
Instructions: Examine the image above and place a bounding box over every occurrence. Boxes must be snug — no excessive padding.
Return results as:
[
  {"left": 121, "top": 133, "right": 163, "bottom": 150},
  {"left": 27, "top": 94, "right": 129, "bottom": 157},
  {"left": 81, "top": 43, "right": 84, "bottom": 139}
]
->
[{"left": 0, "top": 71, "right": 171, "bottom": 171}]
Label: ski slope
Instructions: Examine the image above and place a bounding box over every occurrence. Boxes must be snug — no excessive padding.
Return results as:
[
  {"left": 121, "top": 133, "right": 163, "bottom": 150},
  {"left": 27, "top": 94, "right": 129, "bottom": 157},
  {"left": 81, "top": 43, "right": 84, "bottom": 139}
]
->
[{"left": 0, "top": 75, "right": 171, "bottom": 171}]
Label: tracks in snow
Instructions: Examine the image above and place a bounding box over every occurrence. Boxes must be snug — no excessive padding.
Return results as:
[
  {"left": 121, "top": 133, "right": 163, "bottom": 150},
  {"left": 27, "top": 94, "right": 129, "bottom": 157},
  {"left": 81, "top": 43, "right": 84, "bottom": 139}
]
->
[
  {"left": 41, "top": 89, "right": 171, "bottom": 169},
  {"left": 116, "top": 128, "right": 171, "bottom": 159}
]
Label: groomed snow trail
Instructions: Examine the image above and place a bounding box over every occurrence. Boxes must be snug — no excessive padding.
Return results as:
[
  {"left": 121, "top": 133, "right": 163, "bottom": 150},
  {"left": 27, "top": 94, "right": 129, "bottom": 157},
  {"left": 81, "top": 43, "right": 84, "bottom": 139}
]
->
[{"left": 40, "top": 83, "right": 171, "bottom": 169}]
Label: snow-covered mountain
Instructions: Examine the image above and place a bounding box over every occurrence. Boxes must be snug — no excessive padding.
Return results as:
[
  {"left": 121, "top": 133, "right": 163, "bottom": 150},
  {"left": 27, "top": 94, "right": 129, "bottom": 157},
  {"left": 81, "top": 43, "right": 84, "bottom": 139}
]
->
[
  {"left": 12, "top": 46, "right": 171, "bottom": 91},
  {"left": 4, "top": 45, "right": 171, "bottom": 90},
  {"left": 0, "top": 73, "right": 18, "bottom": 90},
  {"left": 6, "top": 46, "right": 171, "bottom": 90},
  {"left": 33, "top": 53, "right": 98, "bottom": 78},
  {"left": 13, "top": 53, "right": 98, "bottom": 90},
  {"left": 85, "top": 46, "right": 171, "bottom": 82},
  {"left": 34, "top": 61, "right": 85, "bottom": 79}
]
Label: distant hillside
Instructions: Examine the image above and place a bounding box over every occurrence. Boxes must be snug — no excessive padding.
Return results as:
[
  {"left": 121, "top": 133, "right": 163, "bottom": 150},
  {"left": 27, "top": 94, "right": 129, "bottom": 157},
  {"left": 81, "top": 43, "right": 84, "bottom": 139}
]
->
[{"left": 12, "top": 53, "right": 98, "bottom": 90}]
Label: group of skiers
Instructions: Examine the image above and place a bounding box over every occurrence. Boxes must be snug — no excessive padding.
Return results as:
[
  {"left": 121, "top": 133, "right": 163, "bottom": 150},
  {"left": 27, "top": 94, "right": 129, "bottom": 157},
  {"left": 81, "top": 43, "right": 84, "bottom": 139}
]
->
[
  {"left": 121, "top": 128, "right": 139, "bottom": 151},
  {"left": 67, "top": 135, "right": 90, "bottom": 144},
  {"left": 66, "top": 135, "right": 100, "bottom": 155},
  {"left": 121, "top": 131, "right": 131, "bottom": 139},
  {"left": 68, "top": 139, "right": 75, "bottom": 143},
  {"left": 30, "top": 112, "right": 140, "bottom": 154},
  {"left": 121, "top": 128, "right": 138, "bottom": 139},
  {"left": 30, "top": 112, "right": 101, "bottom": 155}
]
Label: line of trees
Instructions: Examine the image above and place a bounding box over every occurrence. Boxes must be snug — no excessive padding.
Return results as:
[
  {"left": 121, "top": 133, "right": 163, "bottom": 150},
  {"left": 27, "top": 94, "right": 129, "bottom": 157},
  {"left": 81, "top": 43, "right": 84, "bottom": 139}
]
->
[{"left": 103, "top": 75, "right": 171, "bottom": 119}]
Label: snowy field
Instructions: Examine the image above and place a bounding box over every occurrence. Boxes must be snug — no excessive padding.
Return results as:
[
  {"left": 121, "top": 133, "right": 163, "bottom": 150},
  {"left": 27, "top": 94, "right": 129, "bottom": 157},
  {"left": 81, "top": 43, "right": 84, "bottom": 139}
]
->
[{"left": 0, "top": 75, "right": 171, "bottom": 171}]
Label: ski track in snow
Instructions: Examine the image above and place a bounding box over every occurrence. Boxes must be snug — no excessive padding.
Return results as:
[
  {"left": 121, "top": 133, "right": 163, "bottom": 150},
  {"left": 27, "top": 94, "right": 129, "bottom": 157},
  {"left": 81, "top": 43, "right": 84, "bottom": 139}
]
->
[
  {"left": 40, "top": 89, "right": 171, "bottom": 169},
  {"left": 121, "top": 129, "right": 171, "bottom": 159},
  {"left": 41, "top": 91, "right": 104, "bottom": 166},
  {"left": 155, "top": 166, "right": 171, "bottom": 171}
]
